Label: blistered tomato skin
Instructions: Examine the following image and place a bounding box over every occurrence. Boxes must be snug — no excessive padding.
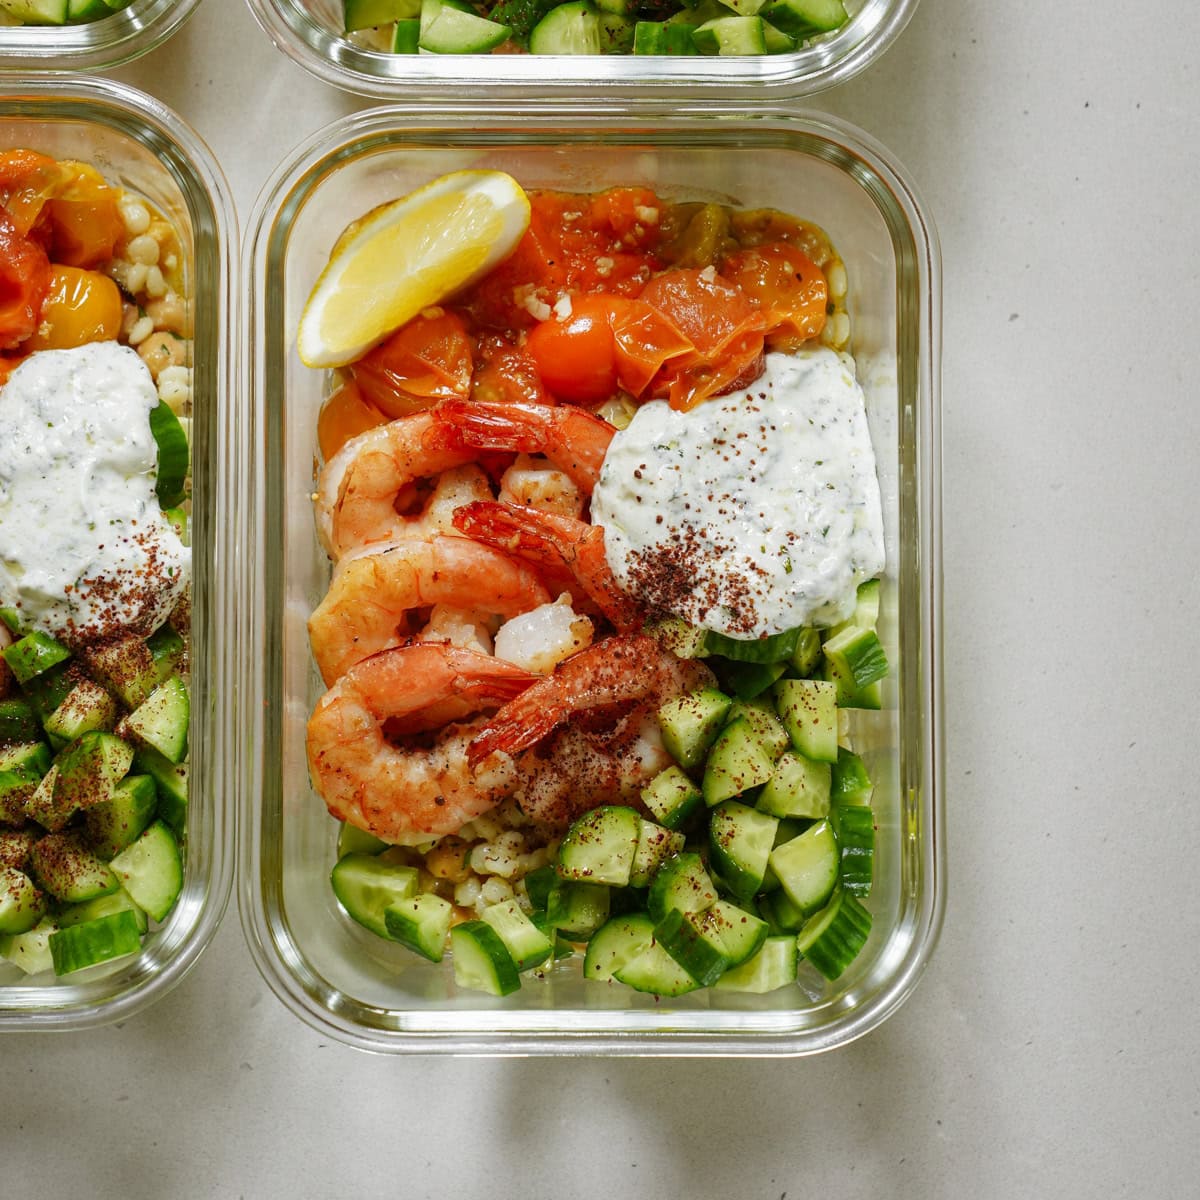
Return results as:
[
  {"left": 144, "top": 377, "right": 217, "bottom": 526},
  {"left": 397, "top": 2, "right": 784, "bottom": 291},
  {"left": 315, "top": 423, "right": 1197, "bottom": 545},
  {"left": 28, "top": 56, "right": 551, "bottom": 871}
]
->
[
  {"left": 524, "top": 296, "right": 620, "bottom": 405},
  {"left": 0, "top": 210, "right": 52, "bottom": 352},
  {"left": 25, "top": 265, "right": 123, "bottom": 352},
  {"left": 722, "top": 243, "right": 829, "bottom": 346},
  {"left": 43, "top": 162, "right": 125, "bottom": 270}
]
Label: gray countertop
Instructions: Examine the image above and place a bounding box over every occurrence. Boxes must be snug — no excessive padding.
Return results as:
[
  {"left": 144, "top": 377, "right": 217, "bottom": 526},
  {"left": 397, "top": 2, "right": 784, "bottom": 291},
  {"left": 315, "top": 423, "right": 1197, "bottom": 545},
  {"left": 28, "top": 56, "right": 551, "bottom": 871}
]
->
[{"left": 5, "top": 1, "right": 1199, "bottom": 1196}]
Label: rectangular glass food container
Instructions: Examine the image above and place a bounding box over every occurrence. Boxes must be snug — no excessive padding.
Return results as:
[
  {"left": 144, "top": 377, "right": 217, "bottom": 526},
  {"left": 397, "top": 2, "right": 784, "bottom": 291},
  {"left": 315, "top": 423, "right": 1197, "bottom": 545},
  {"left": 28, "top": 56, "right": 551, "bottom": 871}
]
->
[
  {"left": 245, "top": 0, "right": 917, "bottom": 97},
  {"left": 0, "top": 0, "right": 201, "bottom": 72},
  {"left": 241, "top": 101, "right": 943, "bottom": 1055},
  {"left": 0, "top": 79, "right": 237, "bottom": 1031}
]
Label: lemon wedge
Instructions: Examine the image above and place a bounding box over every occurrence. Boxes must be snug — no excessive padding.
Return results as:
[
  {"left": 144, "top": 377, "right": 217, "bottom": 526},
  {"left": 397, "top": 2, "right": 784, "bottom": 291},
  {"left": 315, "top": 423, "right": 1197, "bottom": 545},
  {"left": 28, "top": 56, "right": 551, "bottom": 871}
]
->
[{"left": 297, "top": 170, "right": 531, "bottom": 369}]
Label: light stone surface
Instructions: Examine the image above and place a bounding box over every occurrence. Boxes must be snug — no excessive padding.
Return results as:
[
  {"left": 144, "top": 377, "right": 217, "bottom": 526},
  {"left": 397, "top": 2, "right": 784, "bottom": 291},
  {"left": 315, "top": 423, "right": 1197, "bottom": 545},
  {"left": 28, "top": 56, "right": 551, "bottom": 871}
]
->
[{"left": 3, "top": 1, "right": 1198, "bottom": 1196}]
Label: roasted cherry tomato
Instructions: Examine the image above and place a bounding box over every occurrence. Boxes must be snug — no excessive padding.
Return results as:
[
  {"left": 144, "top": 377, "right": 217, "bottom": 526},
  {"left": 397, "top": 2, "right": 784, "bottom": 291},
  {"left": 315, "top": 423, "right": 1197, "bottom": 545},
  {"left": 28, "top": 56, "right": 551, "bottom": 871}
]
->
[
  {"left": 0, "top": 210, "right": 53, "bottom": 352},
  {"left": 44, "top": 161, "right": 124, "bottom": 270},
  {"left": 349, "top": 309, "right": 473, "bottom": 419},
  {"left": 471, "top": 334, "right": 549, "bottom": 407},
  {"left": 0, "top": 149, "right": 63, "bottom": 238},
  {"left": 523, "top": 295, "right": 622, "bottom": 405},
  {"left": 25, "top": 265, "right": 123, "bottom": 352},
  {"left": 317, "top": 380, "right": 388, "bottom": 462},
  {"left": 722, "top": 242, "right": 828, "bottom": 345}
]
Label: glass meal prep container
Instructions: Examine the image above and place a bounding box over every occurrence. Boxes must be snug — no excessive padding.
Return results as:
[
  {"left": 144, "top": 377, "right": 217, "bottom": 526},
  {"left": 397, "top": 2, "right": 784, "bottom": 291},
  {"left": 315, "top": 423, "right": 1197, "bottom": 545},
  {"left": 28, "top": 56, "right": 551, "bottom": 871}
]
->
[
  {"left": 241, "top": 101, "right": 943, "bottom": 1055},
  {"left": 244, "top": 0, "right": 918, "bottom": 97},
  {"left": 0, "top": 0, "right": 201, "bottom": 72},
  {"left": 0, "top": 79, "right": 236, "bottom": 1031}
]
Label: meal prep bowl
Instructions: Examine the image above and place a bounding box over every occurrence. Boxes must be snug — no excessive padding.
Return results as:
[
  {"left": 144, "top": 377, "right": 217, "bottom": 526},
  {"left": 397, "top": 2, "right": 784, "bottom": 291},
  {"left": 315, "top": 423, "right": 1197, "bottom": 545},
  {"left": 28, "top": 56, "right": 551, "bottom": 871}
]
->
[
  {"left": 0, "top": 79, "right": 236, "bottom": 1032},
  {"left": 0, "top": 0, "right": 201, "bottom": 72},
  {"left": 241, "top": 101, "right": 943, "bottom": 1055},
  {"left": 244, "top": 0, "right": 917, "bottom": 97}
]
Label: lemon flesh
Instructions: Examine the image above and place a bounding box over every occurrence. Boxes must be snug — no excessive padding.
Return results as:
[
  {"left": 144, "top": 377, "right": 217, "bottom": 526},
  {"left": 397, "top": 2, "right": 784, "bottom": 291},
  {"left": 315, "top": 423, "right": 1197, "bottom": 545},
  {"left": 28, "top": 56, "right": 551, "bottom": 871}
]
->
[{"left": 297, "top": 170, "right": 531, "bottom": 369}]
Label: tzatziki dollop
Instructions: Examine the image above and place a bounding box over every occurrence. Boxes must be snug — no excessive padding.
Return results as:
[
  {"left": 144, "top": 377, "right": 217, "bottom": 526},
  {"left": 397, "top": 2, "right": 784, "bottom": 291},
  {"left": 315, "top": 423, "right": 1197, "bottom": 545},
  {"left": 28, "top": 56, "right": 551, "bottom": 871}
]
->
[
  {"left": 592, "top": 346, "right": 884, "bottom": 640},
  {"left": 0, "top": 342, "right": 190, "bottom": 645}
]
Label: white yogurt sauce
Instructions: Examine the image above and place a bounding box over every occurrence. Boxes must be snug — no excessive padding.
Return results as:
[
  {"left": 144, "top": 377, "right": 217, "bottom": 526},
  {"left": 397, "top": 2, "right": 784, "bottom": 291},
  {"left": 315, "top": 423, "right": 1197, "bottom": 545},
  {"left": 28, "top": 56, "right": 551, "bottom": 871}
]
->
[
  {"left": 0, "top": 343, "right": 190, "bottom": 644},
  {"left": 592, "top": 347, "right": 884, "bottom": 640}
]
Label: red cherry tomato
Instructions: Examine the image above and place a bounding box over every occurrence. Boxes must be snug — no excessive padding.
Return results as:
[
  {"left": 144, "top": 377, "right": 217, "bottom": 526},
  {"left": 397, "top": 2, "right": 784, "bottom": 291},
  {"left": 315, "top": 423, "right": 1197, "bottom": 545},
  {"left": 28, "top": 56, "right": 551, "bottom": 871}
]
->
[
  {"left": 524, "top": 295, "right": 620, "bottom": 405},
  {"left": 0, "top": 210, "right": 53, "bottom": 352}
]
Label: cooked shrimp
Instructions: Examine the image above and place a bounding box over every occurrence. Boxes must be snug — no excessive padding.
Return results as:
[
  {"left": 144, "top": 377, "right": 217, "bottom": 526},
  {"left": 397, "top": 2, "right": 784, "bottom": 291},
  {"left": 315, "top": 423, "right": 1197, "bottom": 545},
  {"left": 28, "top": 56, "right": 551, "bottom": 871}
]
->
[
  {"left": 468, "top": 633, "right": 711, "bottom": 765},
  {"left": 427, "top": 398, "right": 615, "bottom": 495},
  {"left": 498, "top": 453, "right": 584, "bottom": 519},
  {"left": 306, "top": 644, "right": 536, "bottom": 845},
  {"left": 453, "top": 500, "right": 640, "bottom": 632},
  {"left": 468, "top": 633, "right": 715, "bottom": 831},
  {"left": 314, "top": 407, "right": 491, "bottom": 558},
  {"left": 308, "top": 535, "right": 552, "bottom": 685}
]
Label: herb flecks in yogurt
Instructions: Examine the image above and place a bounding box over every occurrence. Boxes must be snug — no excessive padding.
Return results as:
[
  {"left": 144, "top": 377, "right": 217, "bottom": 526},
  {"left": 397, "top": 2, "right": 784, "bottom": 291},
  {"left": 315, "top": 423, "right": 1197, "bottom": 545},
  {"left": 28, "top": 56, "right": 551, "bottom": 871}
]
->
[
  {"left": 0, "top": 342, "right": 190, "bottom": 646},
  {"left": 592, "top": 347, "right": 884, "bottom": 640}
]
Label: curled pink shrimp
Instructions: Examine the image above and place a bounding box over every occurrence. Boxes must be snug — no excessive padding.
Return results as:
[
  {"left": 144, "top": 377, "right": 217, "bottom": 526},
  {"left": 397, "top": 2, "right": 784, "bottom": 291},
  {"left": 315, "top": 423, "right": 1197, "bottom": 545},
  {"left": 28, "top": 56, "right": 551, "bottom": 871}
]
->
[
  {"left": 306, "top": 643, "right": 536, "bottom": 845},
  {"left": 452, "top": 500, "right": 640, "bottom": 632},
  {"left": 308, "top": 534, "right": 551, "bottom": 686},
  {"left": 427, "top": 399, "right": 615, "bottom": 495}
]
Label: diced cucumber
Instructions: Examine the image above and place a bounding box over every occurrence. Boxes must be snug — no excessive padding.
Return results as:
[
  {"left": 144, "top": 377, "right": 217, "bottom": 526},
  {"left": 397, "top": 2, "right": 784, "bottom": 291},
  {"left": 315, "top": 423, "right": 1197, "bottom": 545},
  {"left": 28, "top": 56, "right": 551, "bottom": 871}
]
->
[
  {"left": 419, "top": 3, "right": 511, "bottom": 52},
  {"left": 528, "top": 0, "right": 600, "bottom": 53},
  {"left": 0, "top": 740, "right": 52, "bottom": 824},
  {"left": 336, "top": 821, "right": 389, "bottom": 859},
  {"left": 2, "top": 629, "right": 70, "bottom": 685},
  {"left": 830, "top": 578, "right": 882, "bottom": 635},
  {"left": 640, "top": 765, "right": 703, "bottom": 830},
  {"left": 391, "top": 16, "right": 420, "bottom": 49},
  {"left": 613, "top": 936, "right": 699, "bottom": 996},
  {"left": 769, "top": 818, "right": 839, "bottom": 916},
  {"left": 450, "top": 920, "right": 521, "bottom": 996},
  {"left": 834, "top": 803, "right": 875, "bottom": 897},
  {"left": 758, "top": 885, "right": 808, "bottom": 933},
  {"left": 724, "top": 696, "right": 790, "bottom": 758},
  {"left": 582, "top": 911, "right": 656, "bottom": 981},
  {"left": 0, "top": 828, "right": 37, "bottom": 872},
  {"left": 708, "top": 800, "right": 778, "bottom": 900},
  {"left": 701, "top": 897, "right": 769, "bottom": 967},
  {"left": 0, "top": 866, "right": 47, "bottom": 934},
  {"left": 822, "top": 655, "right": 882, "bottom": 710},
  {"left": 50, "top": 731, "right": 135, "bottom": 826},
  {"left": 701, "top": 716, "right": 776, "bottom": 807},
  {"left": 522, "top": 863, "right": 558, "bottom": 912},
  {"left": 788, "top": 626, "right": 823, "bottom": 675},
  {"left": 545, "top": 879, "right": 610, "bottom": 940},
  {"left": 134, "top": 745, "right": 187, "bottom": 835},
  {"left": 628, "top": 817, "right": 684, "bottom": 888},
  {"left": 831, "top": 747, "right": 873, "bottom": 806},
  {"left": 796, "top": 887, "right": 872, "bottom": 979},
  {"left": 1, "top": 1, "right": 69, "bottom": 24},
  {"left": 121, "top": 675, "right": 189, "bottom": 765},
  {"left": 58, "top": 888, "right": 148, "bottom": 936},
  {"left": 20, "top": 763, "right": 59, "bottom": 831},
  {"left": 0, "top": 916, "right": 57, "bottom": 975},
  {"left": 646, "top": 850, "right": 718, "bottom": 922},
  {"left": 331, "top": 852, "right": 419, "bottom": 939},
  {"left": 343, "top": 0, "right": 418, "bottom": 30},
  {"left": 773, "top": 677, "right": 839, "bottom": 763},
  {"left": 705, "top": 626, "right": 801, "bottom": 663},
  {"left": 480, "top": 898, "right": 553, "bottom": 970},
  {"left": 758, "top": 749, "right": 831, "bottom": 819},
  {"left": 645, "top": 616, "right": 707, "bottom": 658},
  {"left": 83, "top": 774, "right": 158, "bottom": 860},
  {"left": 713, "top": 934, "right": 799, "bottom": 993},
  {"left": 556, "top": 805, "right": 641, "bottom": 886},
  {"left": 83, "top": 636, "right": 158, "bottom": 711},
  {"left": 761, "top": 0, "right": 846, "bottom": 37},
  {"left": 149, "top": 399, "right": 189, "bottom": 509},
  {"left": 383, "top": 893, "right": 453, "bottom": 961},
  {"left": 43, "top": 677, "right": 118, "bottom": 748},
  {"left": 0, "top": 696, "right": 41, "bottom": 743},
  {"left": 822, "top": 625, "right": 888, "bottom": 690},
  {"left": 657, "top": 686, "right": 732, "bottom": 770},
  {"left": 67, "top": 0, "right": 110, "bottom": 21},
  {"left": 30, "top": 833, "right": 119, "bottom": 903},
  {"left": 49, "top": 909, "right": 142, "bottom": 975},
  {"left": 654, "top": 906, "right": 731, "bottom": 986},
  {"left": 712, "top": 657, "right": 788, "bottom": 701},
  {"left": 147, "top": 625, "right": 187, "bottom": 685},
  {"left": 109, "top": 819, "right": 183, "bottom": 922}
]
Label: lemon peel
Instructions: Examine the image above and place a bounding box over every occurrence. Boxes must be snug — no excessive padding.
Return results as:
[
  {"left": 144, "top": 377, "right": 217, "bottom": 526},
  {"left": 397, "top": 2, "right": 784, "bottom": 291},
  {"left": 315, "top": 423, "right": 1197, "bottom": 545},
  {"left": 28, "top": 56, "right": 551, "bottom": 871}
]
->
[{"left": 297, "top": 170, "right": 531, "bottom": 369}]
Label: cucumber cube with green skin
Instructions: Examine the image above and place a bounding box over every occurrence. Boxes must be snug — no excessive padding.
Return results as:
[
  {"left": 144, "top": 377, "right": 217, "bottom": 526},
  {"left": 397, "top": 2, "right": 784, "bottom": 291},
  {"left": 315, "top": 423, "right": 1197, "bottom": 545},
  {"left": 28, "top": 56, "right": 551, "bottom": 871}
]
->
[
  {"left": 640, "top": 765, "right": 703, "bottom": 831},
  {"left": 769, "top": 819, "right": 839, "bottom": 916},
  {"left": 30, "top": 832, "right": 119, "bottom": 903},
  {"left": 613, "top": 936, "right": 700, "bottom": 997},
  {"left": 0, "top": 867, "right": 48, "bottom": 934},
  {"left": 42, "top": 678, "right": 118, "bottom": 749},
  {"left": 821, "top": 656, "right": 882, "bottom": 710},
  {"left": 133, "top": 745, "right": 187, "bottom": 835},
  {"left": 1, "top": 629, "right": 70, "bottom": 686},
  {"left": 84, "top": 774, "right": 158, "bottom": 860},
  {"left": 23, "top": 660, "right": 76, "bottom": 723},
  {"left": 761, "top": 0, "right": 846, "bottom": 37},
  {"left": 109, "top": 820, "right": 183, "bottom": 922},
  {"left": 708, "top": 800, "right": 778, "bottom": 900},
  {"left": 556, "top": 805, "right": 641, "bottom": 886},
  {"left": 58, "top": 888, "right": 148, "bottom": 935},
  {"left": 701, "top": 716, "right": 777, "bottom": 807},
  {"left": 713, "top": 934, "right": 799, "bottom": 993},
  {"left": 705, "top": 626, "right": 800, "bottom": 663},
  {"left": 653, "top": 906, "right": 732, "bottom": 986},
  {"left": 67, "top": 0, "right": 110, "bottom": 23},
  {"left": 331, "top": 853, "right": 420, "bottom": 939},
  {"left": 583, "top": 912, "right": 656, "bottom": 981},
  {"left": 633, "top": 18, "right": 668, "bottom": 53},
  {"left": 644, "top": 616, "right": 707, "bottom": 658},
  {"left": 0, "top": 828, "right": 38, "bottom": 872},
  {"left": 628, "top": 818, "right": 684, "bottom": 887},
  {"left": 343, "top": 0, "right": 419, "bottom": 31},
  {"left": 701, "top": 898, "right": 769, "bottom": 968},
  {"left": 724, "top": 696, "right": 790, "bottom": 758},
  {"left": 384, "top": 893, "right": 454, "bottom": 962},
  {"left": 797, "top": 887, "right": 872, "bottom": 980},
  {"left": 84, "top": 635, "right": 159, "bottom": 710},
  {"left": 0, "top": 915, "right": 57, "bottom": 975},
  {"left": 49, "top": 909, "right": 142, "bottom": 975},
  {"left": 657, "top": 686, "right": 732, "bottom": 770},
  {"left": 0, "top": 696, "right": 41, "bottom": 743},
  {"left": 52, "top": 731, "right": 135, "bottom": 823},
  {"left": 822, "top": 625, "right": 888, "bottom": 689},
  {"left": 834, "top": 803, "right": 875, "bottom": 897},
  {"left": 788, "top": 626, "right": 823, "bottom": 676},
  {"left": 773, "top": 677, "right": 839, "bottom": 763},
  {"left": 450, "top": 920, "right": 521, "bottom": 996},
  {"left": 760, "top": 17, "right": 795, "bottom": 52},
  {"left": 758, "top": 885, "right": 808, "bottom": 933},
  {"left": 646, "top": 850, "right": 718, "bottom": 922},
  {"left": 336, "top": 821, "right": 389, "bottom": 859},
  {"left": 522, "top": 863, "right": 558, "bottom": 912},
  {"left": 713, "top": 658, "right": 788, "bottom": 701},
  {"left": 546, "top": 880, "right": 610, "bottom": 940},
  {"left": 0, "top": 741, "right": 53, "bottom": 823},
  {"left": 121, "top": 674, "right": 189, "bottom": 764},
  {"left": 830, "top": 746, "right": 873, "bottom": 806},
  {"left": 758, "top": 749, "right": 831, "bottom": 819},
  {"left": 480, "top": 898, "right": 554, "bottom": 971},
  {"left": 391, "top": 17, "right": 420, "bottom": 49},
  {"left": 419, "top": 6, "right": 512, "bottom": 52},
  {"left": 21, "top": 763, "right": 60, "bottom": 830}
]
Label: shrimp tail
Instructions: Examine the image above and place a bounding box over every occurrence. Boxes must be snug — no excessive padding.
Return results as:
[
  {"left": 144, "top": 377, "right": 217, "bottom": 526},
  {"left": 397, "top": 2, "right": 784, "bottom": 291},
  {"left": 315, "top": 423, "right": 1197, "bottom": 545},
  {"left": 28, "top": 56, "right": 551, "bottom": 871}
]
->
[{"left": 453, "top": 500, "right": 642, "bottom": 633}]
